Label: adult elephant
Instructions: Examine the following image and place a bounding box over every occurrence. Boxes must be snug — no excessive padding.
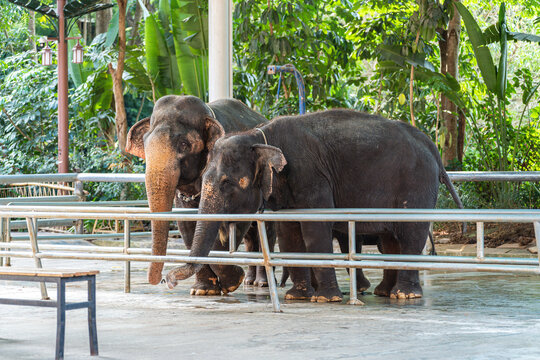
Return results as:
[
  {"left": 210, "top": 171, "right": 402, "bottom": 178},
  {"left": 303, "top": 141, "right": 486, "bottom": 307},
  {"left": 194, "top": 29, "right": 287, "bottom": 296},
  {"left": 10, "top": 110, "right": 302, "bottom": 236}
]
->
[
  {"left": 126, "top": 95, "right": 270, "bottom": 295},
  {"left": 164, "top": 109, "right": 464, "bottom": 302}
]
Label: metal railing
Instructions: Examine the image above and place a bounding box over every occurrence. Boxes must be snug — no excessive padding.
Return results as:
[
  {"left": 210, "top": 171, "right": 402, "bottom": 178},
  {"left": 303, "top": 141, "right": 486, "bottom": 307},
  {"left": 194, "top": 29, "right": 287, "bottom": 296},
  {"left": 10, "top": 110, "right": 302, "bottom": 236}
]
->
[
  {"left": 0, "top": 205, "right": 539, "bottom": 312},
  {"left": 1, "top": 172, "right": 539, "bottom": 312}
]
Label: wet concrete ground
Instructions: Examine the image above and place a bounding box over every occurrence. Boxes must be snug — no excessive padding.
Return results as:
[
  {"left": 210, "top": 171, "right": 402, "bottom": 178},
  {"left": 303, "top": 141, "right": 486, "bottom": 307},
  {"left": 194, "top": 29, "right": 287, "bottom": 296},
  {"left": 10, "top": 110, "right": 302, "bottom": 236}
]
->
[{"left": 1, "top": 256, "right": 539, "bottom": 360}]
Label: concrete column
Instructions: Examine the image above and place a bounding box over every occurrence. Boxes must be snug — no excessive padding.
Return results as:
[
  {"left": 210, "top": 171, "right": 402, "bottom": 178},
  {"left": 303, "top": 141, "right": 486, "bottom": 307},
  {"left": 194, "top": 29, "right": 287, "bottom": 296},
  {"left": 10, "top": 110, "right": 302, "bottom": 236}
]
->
[{"left": 208, "top": 0, "right": 233, "bottom": 102}]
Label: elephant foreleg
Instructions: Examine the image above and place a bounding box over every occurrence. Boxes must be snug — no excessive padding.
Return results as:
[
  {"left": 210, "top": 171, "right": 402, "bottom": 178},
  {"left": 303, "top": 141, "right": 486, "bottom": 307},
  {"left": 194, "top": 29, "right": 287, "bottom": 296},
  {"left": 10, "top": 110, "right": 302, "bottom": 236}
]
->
[{"left": 177, "top": 220, "right": 221, "bottom": 295}]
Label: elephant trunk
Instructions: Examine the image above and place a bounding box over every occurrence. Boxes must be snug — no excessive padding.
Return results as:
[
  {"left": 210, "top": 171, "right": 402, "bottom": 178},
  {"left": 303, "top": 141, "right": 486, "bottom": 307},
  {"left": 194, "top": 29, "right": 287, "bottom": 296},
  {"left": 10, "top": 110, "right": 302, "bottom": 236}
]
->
[
  {"left": 166, "top": 194, "right": 222, "bottom": 281},
  {"left": 145, "top": 132, "right": 181, "bottom": 285}
]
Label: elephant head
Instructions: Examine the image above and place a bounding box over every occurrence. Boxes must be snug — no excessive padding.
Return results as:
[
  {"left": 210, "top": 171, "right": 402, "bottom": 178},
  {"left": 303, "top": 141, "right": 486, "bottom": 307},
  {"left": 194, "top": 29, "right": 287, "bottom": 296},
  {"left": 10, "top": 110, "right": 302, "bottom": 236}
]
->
[
  {"left": 167, "top": 133, "right": 287, "bottom": 281},
  {"left": 126, "top": 95, "right": 224, "bottom": 285}
]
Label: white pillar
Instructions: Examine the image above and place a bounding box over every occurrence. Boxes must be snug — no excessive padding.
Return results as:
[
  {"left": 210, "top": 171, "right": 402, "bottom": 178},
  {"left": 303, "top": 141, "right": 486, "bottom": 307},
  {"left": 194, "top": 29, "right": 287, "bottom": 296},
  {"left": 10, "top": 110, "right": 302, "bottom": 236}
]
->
[{"left": 209, "top": 0, "right": 233, "bottom": 102}]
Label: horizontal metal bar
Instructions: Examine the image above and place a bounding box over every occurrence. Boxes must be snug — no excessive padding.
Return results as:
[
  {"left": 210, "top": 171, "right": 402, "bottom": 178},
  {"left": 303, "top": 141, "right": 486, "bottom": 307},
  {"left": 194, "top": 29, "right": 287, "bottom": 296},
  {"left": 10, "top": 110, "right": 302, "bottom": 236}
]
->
[
  {"left": 1, "top": 205, "right": 196, "bottom": 214},
  {"left": 1, "top": 250, "right": 536, "bottom": 274},
  {"left": 0, "top": 174, "right": 78, "bottom": 184},
  {"left": 448, "top": 171, "right": 540, "bottom": 182},
  {"left": 0, "top": 196, "right": 78, "bottom": 204},
  {"left": 9, "top": 219, "right": 76, "bottom": 230},
  {"left": 3, "top": 244, "right": 536, "bottom": 267},
  {"left": 8, "top": 230, "right": 180, "bottom": 241},
  {"left": 267, "top": 259, "right": 540, "bottom": 274},
  {"left": 65, "top": 301, "right": 91, "bottom": 310},
  {"left": 75, "top": 173, "right": 145, "bottom": 183},
  {"left": 0, "top": 298, "right": 57, "bottom": 308},
  {"left": 6, "top": 200, "right": 149, "bottom": 207},
  {"left": 1, "top": 208, "right": 539, "bottom": 222},
  {"left": 1, "top": 172, "right": 540, "bottom": 185}
]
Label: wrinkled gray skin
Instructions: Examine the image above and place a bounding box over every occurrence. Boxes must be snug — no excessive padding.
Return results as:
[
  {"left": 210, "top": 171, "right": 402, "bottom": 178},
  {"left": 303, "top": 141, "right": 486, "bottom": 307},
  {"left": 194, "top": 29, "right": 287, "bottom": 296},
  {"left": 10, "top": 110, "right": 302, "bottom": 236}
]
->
[
  {"left": 126, "top": 95, "right": 271, "bottom": 295},
  {"left": 166, "top": 109, "right": 464, "bottom": 302}
]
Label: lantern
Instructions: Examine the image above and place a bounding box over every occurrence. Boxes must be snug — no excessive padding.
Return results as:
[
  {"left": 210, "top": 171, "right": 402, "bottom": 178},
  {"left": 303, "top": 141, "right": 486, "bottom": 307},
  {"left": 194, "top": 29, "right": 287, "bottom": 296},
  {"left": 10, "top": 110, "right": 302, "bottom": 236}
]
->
[
  {"left": 41, "top": 42, "right": 52, "bottom": 66},
  {"left": 72, "top": 39, "right": 83, "bottom": 64}
]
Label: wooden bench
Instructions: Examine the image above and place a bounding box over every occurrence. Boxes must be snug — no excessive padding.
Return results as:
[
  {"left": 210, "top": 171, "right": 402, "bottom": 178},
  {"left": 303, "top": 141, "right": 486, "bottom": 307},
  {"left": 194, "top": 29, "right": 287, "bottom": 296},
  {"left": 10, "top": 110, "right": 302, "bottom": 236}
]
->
[{"left": 0, "top": 268, "right": 99, "bottom": 360}]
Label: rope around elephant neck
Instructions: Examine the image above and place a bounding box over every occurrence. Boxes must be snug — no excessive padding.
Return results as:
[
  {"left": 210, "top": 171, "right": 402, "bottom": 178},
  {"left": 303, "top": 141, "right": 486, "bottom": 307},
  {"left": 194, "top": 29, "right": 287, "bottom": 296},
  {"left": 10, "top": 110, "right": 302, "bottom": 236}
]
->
[
  {"left": 255, "top": 128, "right": 269, "bottom": 214},
  {"left": 256, "top": 128, "right": 268, "bottom": 145},
  {"left": 205, "top": 103, "right": 217, "bottom": 119}
]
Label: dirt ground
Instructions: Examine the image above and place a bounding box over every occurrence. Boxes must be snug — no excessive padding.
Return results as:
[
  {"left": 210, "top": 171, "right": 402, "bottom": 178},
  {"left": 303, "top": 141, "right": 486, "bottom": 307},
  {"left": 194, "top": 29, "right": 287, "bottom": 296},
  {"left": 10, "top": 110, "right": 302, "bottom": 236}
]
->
[{"left": 434, "top": 222, "right": 536, "bottom": 248}]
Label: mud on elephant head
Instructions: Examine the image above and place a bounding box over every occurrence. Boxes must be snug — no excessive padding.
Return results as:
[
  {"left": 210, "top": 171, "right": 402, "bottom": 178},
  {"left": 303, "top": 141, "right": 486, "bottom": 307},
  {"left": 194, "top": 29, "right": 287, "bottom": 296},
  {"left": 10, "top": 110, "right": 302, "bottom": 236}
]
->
[{"left": 125, "top": 95, "right": 267, "bottom": 285}]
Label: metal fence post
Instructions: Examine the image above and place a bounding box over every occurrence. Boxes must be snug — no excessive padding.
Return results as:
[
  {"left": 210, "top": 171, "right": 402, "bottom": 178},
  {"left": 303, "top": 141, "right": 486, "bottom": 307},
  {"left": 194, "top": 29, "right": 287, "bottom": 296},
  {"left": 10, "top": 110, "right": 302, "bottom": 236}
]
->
[
  {"left": 5, "top": 217, "right": 11, "bottom": 266},
  {"left": 74, "top": 180, "right": 85, "bottom": 234},
  {"left": 347, "top": 221, "right": 364, "bottom": 305},
  {"left": 476, "top": 222, "right": 485, "bottom": 259},
  {"left": 124, "top": 219, "right": 131, "bottom": 293},
  {"left": 534, "top": 222, "right": 540, "bottom": 267},
  {"left": 0, "top": 217, "right": 4, "bottom": 266},
  {"left": 257, "top": 221, "right": 281, "bottom": 312},
  {"left": 26, "top": 217, "right": 49, "bottom": 300},
  {"left": 228, "top": 223, "right": 236, "bottom": 253}
]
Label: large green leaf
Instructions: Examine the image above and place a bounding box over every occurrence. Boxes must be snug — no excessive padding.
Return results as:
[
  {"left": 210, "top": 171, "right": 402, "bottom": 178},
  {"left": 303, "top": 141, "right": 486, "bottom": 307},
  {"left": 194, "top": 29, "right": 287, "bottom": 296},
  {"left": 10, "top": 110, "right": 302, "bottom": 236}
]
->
[
  {"left": 158, "top": 0, "right": 172, "bottom": 32},
  {"left": 455, "top": 2, "right": 497, "bottom": 93},
  {"left": 104, "top": 8, "right": 119, "bottom": 48},
  {"left": 484, "top": 25, "right": 540, "bottom": 44},
  {"left": 379, "top": 44, "right": 436, "bottom": 71},
  {"left": 124, "top": 49, "right": 153, "bottom": 92},
  {"left": 170, "top": 0, "right": 208, "bottom": 98},
  {"left": 144, "top": 13, "right": 180, "bottom": 98},
  {"left": 496, "top": 4, "right": 507, "bottom": 100}
]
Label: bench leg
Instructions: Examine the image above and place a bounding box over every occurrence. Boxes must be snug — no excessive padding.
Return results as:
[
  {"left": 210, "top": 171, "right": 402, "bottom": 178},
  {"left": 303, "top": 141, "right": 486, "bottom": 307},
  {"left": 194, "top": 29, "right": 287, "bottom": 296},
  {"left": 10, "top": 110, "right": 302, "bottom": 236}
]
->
[
  {"left": 56, "top": 279, "right": 66, "bottom": 360},
  {"left": 88, "top": 276, "right": 98, "bottom": 356}
]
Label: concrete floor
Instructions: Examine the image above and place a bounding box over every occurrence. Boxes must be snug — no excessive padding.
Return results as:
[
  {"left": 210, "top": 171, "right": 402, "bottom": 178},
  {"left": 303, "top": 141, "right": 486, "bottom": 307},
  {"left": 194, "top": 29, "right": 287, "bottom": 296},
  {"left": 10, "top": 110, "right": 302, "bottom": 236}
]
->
[{"left": 1, "top": 256, "right": 539, "bottom": 360}]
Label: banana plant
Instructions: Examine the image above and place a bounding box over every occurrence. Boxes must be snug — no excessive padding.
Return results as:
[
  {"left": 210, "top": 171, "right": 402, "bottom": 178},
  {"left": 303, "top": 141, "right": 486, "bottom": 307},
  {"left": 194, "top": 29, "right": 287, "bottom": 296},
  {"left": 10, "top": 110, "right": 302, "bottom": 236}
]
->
[
  {"left": 456, "top": 2, "right": 540, "bottom": 173},
  {"left": 139, "top": 0, "right": 208, "bottom": 101}
]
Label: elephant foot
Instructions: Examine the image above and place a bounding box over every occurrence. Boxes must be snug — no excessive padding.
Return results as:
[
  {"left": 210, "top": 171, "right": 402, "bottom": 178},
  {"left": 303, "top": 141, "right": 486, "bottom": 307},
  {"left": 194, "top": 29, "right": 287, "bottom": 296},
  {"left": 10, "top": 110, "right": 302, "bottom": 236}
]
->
[
  {"left": 284, "top": 282, "right": 315, "bottom": 300},
  {"left": 190, "top": 276, "right": 221, "bottom": 296},
  {"left": 389, "top": 281, "right": 423, "bottom": 299},
  {"left": 356, "top": 273, "right": 371, "bottom": 293},
  {"left": 374, "top": 280, "right": 394, "bottom": 297},
  {"left": 219, "top": 265, "right": 245, "bottom": 294},
  {"left": 244, "top": 266, "right": 257, "bottom": 286},
  {"left": 254, "top": 266, "right": 269, "bottom": 288},
  {"left": 310, "top": 287, "right": 343, "bottom": 303}
]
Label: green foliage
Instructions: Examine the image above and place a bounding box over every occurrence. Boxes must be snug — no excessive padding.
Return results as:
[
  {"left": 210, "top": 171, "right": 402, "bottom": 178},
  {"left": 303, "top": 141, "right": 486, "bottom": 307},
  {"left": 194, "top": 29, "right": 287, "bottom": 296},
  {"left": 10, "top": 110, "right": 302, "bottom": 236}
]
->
[
  {"left": 233, "top": 0, "right": 358, "bottom": 117},
  {"left": 140, "top": 0, "right": 208, "bottom": 100}
]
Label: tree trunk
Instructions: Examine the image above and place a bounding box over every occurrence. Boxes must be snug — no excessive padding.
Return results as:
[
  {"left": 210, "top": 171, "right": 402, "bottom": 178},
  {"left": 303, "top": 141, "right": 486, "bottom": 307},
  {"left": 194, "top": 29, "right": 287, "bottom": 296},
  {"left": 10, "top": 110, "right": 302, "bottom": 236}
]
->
[
  {"left": 108, "top": 0, "right": 129, "bottom": 155},
  {"left": 440, "top": 1, "right": 461, "bottom": 168},
  {"left": 96, "top": 0, "right": 112, "bottom": 35}
]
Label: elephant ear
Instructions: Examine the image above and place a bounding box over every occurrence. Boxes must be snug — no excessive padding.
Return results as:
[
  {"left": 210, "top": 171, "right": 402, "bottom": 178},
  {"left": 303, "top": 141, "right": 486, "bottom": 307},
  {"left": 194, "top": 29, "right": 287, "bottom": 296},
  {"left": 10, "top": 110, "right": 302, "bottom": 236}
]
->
[
  {"left": 204, "top": 117, "right": 225, "bottom": 152},
  {"left": 126, "top": 117, "right": 151, "bottom": 159},
  {"left": 253, "top": 144, "right": 287, "bottom": 200}
]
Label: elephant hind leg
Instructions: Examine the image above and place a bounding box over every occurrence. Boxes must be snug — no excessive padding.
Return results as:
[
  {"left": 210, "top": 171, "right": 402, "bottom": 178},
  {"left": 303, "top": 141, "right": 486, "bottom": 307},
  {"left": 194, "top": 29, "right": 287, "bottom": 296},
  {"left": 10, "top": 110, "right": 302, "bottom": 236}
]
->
[
  {"left": 390, "top": 223, "right": 429, "bottom": 299},
  {"left": 278, "top": 222, "right": 314, "bottom": 300},
  {"left": 334, "top": 230, "right": 371, "bottom": 292},
  {"left": 374, "top": 234, "right": 399, "bottom": 297}
]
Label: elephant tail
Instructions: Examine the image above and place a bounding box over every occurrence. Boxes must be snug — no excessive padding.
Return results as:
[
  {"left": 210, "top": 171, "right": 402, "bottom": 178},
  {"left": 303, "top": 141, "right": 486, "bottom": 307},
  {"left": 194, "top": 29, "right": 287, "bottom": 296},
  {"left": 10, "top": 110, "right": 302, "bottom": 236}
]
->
[{"left": 439, "top": 169, "right": 467, "bottom": 234}]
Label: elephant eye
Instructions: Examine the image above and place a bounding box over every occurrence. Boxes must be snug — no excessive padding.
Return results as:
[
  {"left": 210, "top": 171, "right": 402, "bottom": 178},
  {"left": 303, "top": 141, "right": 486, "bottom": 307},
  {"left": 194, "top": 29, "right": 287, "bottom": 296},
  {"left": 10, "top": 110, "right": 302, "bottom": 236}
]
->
[{"left": 178, "top": 140, "right": 190, "bottom": 152}]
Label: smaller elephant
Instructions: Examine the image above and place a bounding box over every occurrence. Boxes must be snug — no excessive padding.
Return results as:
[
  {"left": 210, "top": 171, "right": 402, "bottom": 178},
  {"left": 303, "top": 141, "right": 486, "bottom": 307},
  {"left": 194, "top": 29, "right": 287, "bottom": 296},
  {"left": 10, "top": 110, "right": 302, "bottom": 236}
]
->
[
  {"left": 126, "top": 95, "right": 274, "bottom": 295},
  {"left": 165, "top": 109, "right": 464, "bottom": 302}
]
